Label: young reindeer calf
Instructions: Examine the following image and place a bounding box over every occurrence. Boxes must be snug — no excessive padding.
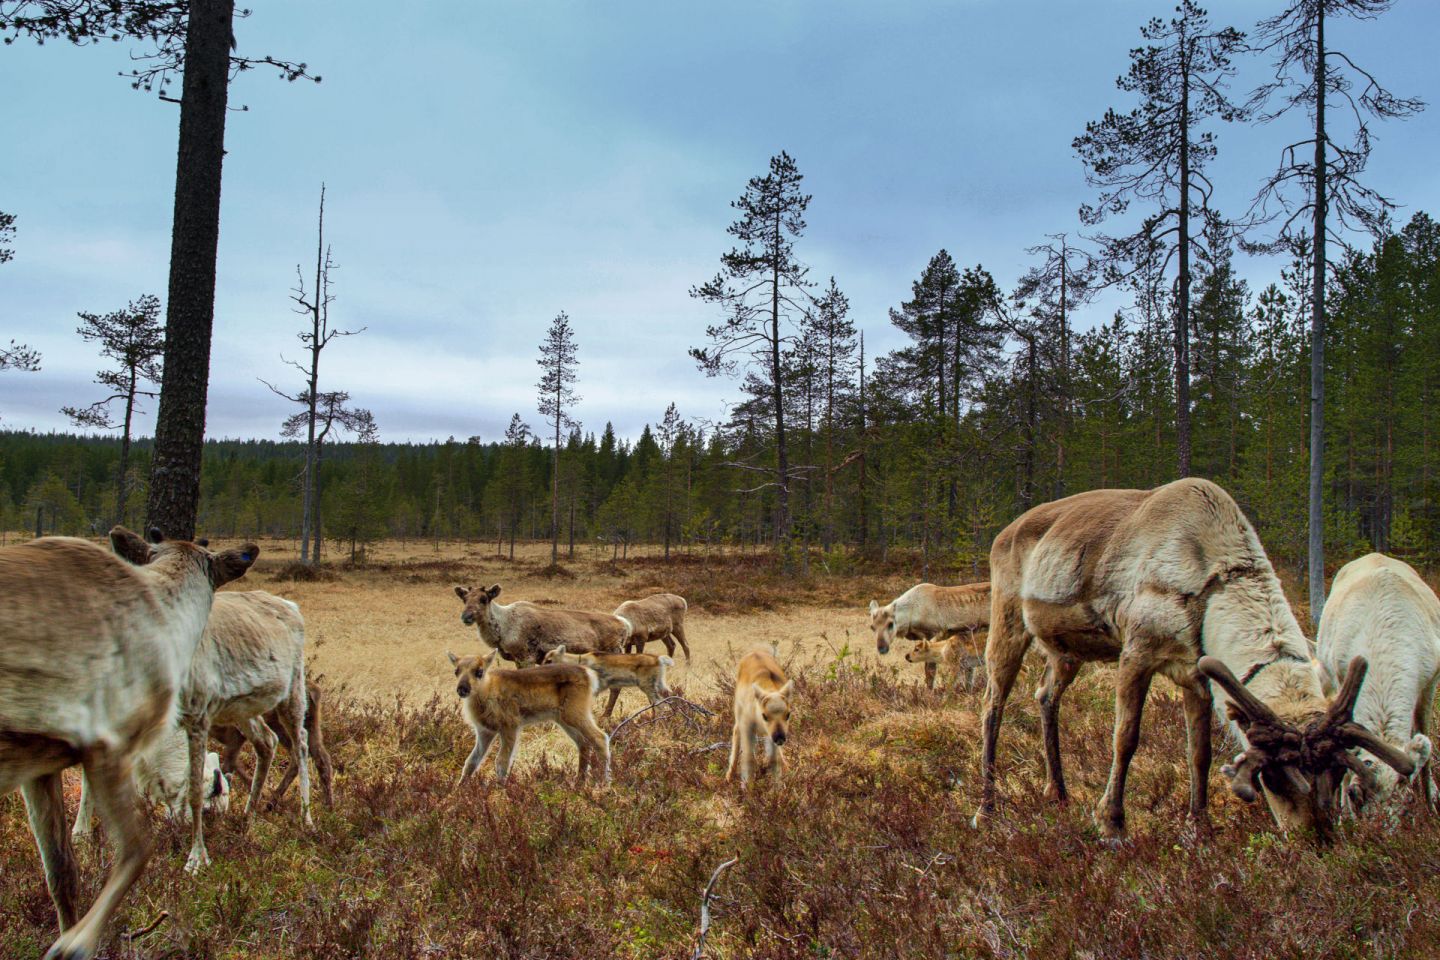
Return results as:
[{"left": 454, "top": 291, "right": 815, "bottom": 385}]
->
[
  {"left": 727, "top": 648, "right": 794, "bottom": 785},
  {"left": 448, "top": 652, "right": 610, "bottom": 786},
  {"left": 542, "top": 645, "right": 674, "bottom": 716},
  {"left": 905, "top": 634, "right": 985, "bottom": 693}
]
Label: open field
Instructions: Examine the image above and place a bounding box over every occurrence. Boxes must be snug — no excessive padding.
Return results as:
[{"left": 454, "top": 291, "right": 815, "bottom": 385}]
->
[{"left": 4, "top": 540, "right": 1440, "bottom": 958}]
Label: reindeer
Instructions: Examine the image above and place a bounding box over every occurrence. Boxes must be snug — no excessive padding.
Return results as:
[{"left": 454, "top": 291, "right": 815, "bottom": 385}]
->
[
  {"left": 726, "top": 648, "right": 793, "bottom": 786},
  {"left": 905, "top": 635, "right": 985, "bottom": 693},
  {"left": 74, "top": 725, "right": 231, "bottom": 830},
  {"left": 0, "top": 527, "right": 256, "bottom": 960},
  {"left": 870, "top": 582, "right": 989, "bottom": 689},
  {"left": 977, "top": 478, "right": 1414, "bottom": 840},
  {"left": 1316, "top": 553, "right": 1438, "bottom": 815},
  {"left": 542, "top": 644, "right": 674, "bottom": 716},
  {"left": 96, "top": 533, "right": 312, "bottom": 873},
  {"left": 449, "top": 651, "right": 610, "bottom": 786},
  {"left": 214, "top": 681, "right": 336, "bottom": 809},
  {"left": 453, "top": 583, "right": 630, "bottom": 667},
  {"left": 617, "top": 593, "right": 691, "bottom": 662}
]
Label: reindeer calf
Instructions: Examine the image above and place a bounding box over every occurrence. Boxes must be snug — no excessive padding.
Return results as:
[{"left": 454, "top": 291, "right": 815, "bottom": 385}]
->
[
  {"left": 905, "top": 635, "right": 985, "bottom": 693},
  {"left": 542, "top": 645, "right": 674, "bottom": 716},
  {"left": 448, "top": 652, "right": 610, "bottom": 786},
  {"left": 726, "top": 649, "right": 793, "bottom": 785}
]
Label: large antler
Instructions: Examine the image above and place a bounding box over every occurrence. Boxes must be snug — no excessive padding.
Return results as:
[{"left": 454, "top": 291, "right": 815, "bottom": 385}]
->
[
  {"left": 1197, "top": 656, "right": 1281, "bottom": 727},
  {"left": 1199, "top": 656, "right": 1308, "bottom": 802}
]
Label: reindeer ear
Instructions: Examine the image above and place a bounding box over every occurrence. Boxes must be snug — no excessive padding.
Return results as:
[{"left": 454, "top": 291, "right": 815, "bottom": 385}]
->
[
  {"left": 109, "top": 526, "right": 155, "bottom": 565},
  {"left": 454, "top": 585, "right": 470, "bottom": 601},
  {"left": 777, "top": 680, "right": 794, "bottom": 699},
  {"left": 146, "top": 526, "right": 165, "bottom": 544},
  {"left": 447, "top": 651, "right": 459, "bottom": 666},
  {"left": 868, "top": 600, "right": 878, "bottom": 616},
  {"left": 486, "top": 584, "right": 502, "bottom": 599},
  {"left": 212, "top": 544, "right": 259, "bottom": 587},
  {"left": 1312, "top": 659, "right": 1338, "bottom": 697}
]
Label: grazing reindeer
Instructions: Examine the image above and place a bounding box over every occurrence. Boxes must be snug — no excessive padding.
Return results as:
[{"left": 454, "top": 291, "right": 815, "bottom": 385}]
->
[
  {"left": 94, "top": 537, "right": 313, "bottom": 873},
  {"left": 449, "top": 651, "right": 610, "bottom": 786},
  {"left": 726, "top": 649, "right": 793, "bottom": 785},
  {"left": 74, "top": 725, "right": 231, "bottom": 835},
  {"left": 617, "top": 593, "right": 691, "bottom": 662},
  {"left": 214, "top": 681, "right": 336, "bottom": 808},
  {"left": 0, "top": 526, "right": 256, "bottom": 960},
  {"left": 870, "top": 582, "right": 989, "bottom": 689},
  {"left": 542, "top": 644, "right": 674, "bottom": 716},
  {"left": 978, "top": 478, "right": 1414, "bottom": 840},
  {"left": 1316, "top": 553, "right": 1438, "bottom": 815},
  {"left": 905, "top": 635, "right": 985, "bottom": 693}
]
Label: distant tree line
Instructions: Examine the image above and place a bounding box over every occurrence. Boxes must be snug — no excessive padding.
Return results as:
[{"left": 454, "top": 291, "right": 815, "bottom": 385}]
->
[{"left": 4, "top": 207, "right": 1439, "bottom": 575}]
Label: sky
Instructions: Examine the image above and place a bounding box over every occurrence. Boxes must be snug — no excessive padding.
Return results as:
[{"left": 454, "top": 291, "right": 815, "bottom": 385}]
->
[{"left": 3, "top": 0, "right": 1439, "bottom": 444}]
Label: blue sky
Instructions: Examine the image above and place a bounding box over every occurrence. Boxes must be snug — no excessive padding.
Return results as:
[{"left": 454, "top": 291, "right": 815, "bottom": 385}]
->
[{"left": 3, "top": 0, "right": 1438, "bottom": 443}]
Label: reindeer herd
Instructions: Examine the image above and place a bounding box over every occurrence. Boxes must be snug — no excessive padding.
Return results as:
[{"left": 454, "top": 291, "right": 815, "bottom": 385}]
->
[{"left": 3, "top": 476, "right": 1440, "bottom": 959}]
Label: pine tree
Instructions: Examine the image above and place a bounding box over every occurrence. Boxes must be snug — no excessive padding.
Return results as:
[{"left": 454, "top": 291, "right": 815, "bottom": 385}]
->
[
  {"left": 691, "top": 151, "right": 812, "bottom": 546},
  {"left": 1247, "top": 0, "right": 1425, "bottom": 624},
  {"left": 536, "top": 311, "right": 580, "bottom": 565},
  {"left": 1075, "top": 0, "right": 1246, "bottom": 479},
  {"left": 60, "top": 294, "right": 165, "bottom": 525}
]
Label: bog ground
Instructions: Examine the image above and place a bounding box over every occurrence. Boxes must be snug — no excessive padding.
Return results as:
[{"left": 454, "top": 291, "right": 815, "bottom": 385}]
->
[{"left": 2, "top": 539, "right": 1438, "bottom": 959}]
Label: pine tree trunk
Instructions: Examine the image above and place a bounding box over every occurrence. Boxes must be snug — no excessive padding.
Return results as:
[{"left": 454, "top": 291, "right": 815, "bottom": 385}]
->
[
  {"left": 1175, "top": 48, "right": 1194, "bottom": 480},
  {"left": 116, "top": 367, "right": 137, "bottom": 525},
  {"left": 146, "top": 0, "right": 233, "bottom": 540},
  {"left": 1308, "top": 7, "right": 1328, "bottom": 627}
]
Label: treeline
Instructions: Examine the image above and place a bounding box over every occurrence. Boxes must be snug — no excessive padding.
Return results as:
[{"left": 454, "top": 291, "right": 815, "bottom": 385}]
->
[{"left": 4, "top": 210, "right": 1439, "bottom": 573}]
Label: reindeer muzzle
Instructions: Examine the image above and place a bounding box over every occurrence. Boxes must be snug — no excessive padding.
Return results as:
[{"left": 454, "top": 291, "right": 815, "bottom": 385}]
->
[
  {"left": 457, "top": 682, "right": 471, "bottom": 698},
  {"left": 771, "top": 732, "right": 787, "bottom": 747}
]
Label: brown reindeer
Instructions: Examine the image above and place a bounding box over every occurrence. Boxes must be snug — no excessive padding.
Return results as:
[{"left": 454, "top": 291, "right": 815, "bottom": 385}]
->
[
  {"left": 726, "top": 648, "right": 793, "bottom": 786},
  {"left": 448, "top": 652, "right": 610, "bottom": 786},
  {"left": 214, "top": 682, "right": 336, "bottom": 808},
  {"left": 870, "top": 582, "right": 989, "bottom": 689},
  {"left": 905, "top": 635, "right": 985, "bottom": 693},
  {"left": 453, "top": 584, "right": 630, "bottom": 667},
  {"left": 977, "top": 478, "right": 1413, "bottom": 840},
  {"left": 617, "top": 593, "right": 691, "bottom": 661},
  {"left": 542, "top": 645, "right": 674, "bottom": 717},
  {"left": 0, "top": 527, "right": 256, "bottom": 960}
]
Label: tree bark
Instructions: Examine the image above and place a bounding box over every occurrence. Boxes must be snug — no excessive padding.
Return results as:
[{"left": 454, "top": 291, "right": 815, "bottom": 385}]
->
[{"left": 146, "top": 0, "right": 234, "bottom": 540}]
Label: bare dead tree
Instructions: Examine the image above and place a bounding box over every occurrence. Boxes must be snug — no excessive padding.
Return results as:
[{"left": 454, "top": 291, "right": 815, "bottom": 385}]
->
[{"left": 262, "top": 185, "right": 363, "bottom": 564}]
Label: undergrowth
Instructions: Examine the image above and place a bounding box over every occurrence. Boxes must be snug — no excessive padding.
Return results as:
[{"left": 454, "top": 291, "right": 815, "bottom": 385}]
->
[{"left": 3, "top": 651, "right": 1437, "bottom": 958}]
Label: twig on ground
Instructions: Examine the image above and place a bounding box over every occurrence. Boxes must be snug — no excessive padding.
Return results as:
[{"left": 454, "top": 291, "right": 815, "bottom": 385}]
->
[
  {"left": 123, "top": 909, "right": 170, "bottom": 942},
  {"left": 689, "top": 741, "right": 730, "bottom": 756},
  {"left": 692, "top": 856, "right": 739, "bottom": 960},
  {"left": 611, "top": 696, "right": 717, "bottom": 742}
]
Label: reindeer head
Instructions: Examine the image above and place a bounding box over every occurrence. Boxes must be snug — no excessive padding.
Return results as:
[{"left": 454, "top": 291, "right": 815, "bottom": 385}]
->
[
  {"left": 754, "top": 681, "right": 794, "bottom": 746},
  {"left": 448, "top": 650, "right": 493, "bottom": 698},
  {"left": 905, "top": 639, "right": 944, "bottom": 665},
  {"left": 869, "top": 601, "right": 896, "bottom": 655},
  {"left": 541, "top": 645, "right": 578, "bottom": 667},
  {"left": 453, "top": 584, "right": 501, "bottom": 626},
  {"left": 1198, "top": 655, "right": 1418, "bottom": 836},
  {"left": 109, "top": 525, "right": 258, "bottom": 588}
]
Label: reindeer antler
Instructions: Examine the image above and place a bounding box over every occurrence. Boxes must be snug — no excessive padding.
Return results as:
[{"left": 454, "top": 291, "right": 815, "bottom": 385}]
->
[
  {"left": 1200, "top": 656, "right": 1311, "bottom": 802},
  {"left": 1197, "top": 656, "right": 1281, "bottom": 727}
]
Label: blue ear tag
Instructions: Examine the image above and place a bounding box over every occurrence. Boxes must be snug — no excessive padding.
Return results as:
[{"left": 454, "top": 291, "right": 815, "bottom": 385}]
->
[{"left": 241, "top": 552, "right": 253, "bottom": 563}]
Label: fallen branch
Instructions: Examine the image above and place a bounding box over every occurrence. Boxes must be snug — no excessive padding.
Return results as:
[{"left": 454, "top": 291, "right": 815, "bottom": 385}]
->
[
  {"left": 692, "top": 856, "right": 738, "bottom": 960},
  {"left": 610, "top": 696, "right": 716, "bottom": 742},
  {"left": 688, "top": 741, "right": 730, "bottom": 756},
  {"left": 123, "top": 909, "right": 170, "bottom": 942}
]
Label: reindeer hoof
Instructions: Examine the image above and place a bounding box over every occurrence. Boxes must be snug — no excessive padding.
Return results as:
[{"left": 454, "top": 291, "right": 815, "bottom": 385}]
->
[{"left": 184, "top": 848, "right": 211, "bottom": 874}]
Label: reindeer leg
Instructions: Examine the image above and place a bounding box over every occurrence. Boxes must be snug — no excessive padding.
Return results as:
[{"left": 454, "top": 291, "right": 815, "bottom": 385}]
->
[
  {"left": 459, "top": 730, "right": 494, "bottom": 788},
  {"left": 725, "top": 724, "right": 741, "bottom": 782},
  {"left": 976, "top": 597, "right": 1030, "bottom": 826},
  {"left": 671, "top": 622, "right": 692, "bottom": 663},
  {"left": 184, "top": 719, "right": 214, "bottom": 874},
  {"left": 1096, "top": 655, "right": 1154, "bottom": 841},
  {"left": 603, "top": 686, "right": 623, "bottom": 719},
  {"left": 1181, "top": 673, "right": 1214, "bottom": 833},
  {"left": 70, "top": 770, "right": 96, "bottom": 843},
  {"left": 1036, "top": 655, "right": 1081, "bottom": 804},
  {"left": 239, "top": 716, "right": 278, "bottom": 825},
  {"left": 924, "top": 660, "right": 938, "bottom": 691},
  {"left": 45, "top": 746, "right": 151, "bottom": 960},
  {"left": 494, "top": 730, "right": 521, "bottom": 783},
  {"left": 22, "top": 772, "right": 80, "bottom": 932},
  {"left": 284, "top": 675, "right": 313, "bottom": 829}
]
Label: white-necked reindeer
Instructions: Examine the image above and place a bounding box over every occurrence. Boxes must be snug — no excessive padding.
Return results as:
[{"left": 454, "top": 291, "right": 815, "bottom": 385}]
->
[
  {"left": 1316, "top": 553, "right": 1437, "bottom": 815},
  {"left": 0, "top": 527, "right": 256, "bottom": 960}
]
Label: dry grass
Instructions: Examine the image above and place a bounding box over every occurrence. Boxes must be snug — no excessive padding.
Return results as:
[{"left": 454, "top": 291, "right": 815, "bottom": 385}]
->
[{"left": 4, "top": 540, "right": 1440, "bottom": 958}]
